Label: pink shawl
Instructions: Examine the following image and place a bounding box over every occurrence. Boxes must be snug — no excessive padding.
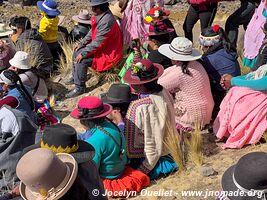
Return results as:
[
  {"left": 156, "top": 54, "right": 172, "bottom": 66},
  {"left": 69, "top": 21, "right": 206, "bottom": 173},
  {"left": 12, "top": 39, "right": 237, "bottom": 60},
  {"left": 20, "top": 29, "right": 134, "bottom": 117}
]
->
[
  {"left": 213, "top": 87, "right": 267, "bottom": 149},
  {"left": 121, "top": 0, "right": 164, "bottom": 46}
]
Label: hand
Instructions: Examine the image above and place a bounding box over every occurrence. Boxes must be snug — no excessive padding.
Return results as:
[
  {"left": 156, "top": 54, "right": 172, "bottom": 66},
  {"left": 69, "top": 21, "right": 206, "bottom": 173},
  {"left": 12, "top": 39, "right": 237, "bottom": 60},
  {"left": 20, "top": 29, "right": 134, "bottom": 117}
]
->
[
  {"left": 220, "top": 74, "right": 233, "bottom": 90},
  {"left": 75, "top": 54, "right": 83, "bottom": 63},
  {"left": 73, "top": 43, "right": 81, "bottom": 51},
  {"left": 11, "top": 186, "right": 20, "bottom": 197}
]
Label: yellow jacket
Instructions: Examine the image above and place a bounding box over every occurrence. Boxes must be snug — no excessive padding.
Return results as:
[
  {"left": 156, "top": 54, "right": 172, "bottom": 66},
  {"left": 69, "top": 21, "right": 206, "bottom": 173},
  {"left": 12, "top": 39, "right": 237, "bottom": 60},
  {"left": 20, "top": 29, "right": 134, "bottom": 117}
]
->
[{"left": 39, "top": 15, "right": 59, "bottom": 43}]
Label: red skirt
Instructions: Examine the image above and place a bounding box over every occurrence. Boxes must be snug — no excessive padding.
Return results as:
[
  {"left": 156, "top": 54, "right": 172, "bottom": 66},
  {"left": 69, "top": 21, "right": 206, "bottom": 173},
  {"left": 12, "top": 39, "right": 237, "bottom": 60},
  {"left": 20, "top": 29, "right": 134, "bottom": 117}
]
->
[{"left": 102, "top": 166, "right": 150, "bottom": 197}]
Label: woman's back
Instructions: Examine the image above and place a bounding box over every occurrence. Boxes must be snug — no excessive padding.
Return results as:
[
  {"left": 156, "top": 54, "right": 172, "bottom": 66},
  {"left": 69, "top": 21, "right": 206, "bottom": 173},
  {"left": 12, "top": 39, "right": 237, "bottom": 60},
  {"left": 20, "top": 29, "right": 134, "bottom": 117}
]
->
[{"left": 158, "top": 61, "right": 214, "bottom": 128}]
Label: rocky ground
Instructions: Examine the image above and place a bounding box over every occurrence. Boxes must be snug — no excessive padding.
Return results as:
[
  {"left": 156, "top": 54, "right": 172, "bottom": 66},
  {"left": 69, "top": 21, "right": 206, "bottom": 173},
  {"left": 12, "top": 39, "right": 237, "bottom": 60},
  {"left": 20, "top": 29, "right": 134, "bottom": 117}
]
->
[{"left": 1, "top": 1, "right": 261, "bottom": 200}]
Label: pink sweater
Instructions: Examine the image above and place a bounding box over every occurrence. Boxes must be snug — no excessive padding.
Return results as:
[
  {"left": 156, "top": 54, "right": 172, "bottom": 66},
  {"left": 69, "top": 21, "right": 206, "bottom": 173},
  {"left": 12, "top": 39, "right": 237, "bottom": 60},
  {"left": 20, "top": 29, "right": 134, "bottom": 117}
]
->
[{"left": 158, "top": 61, "right": 214, "bottom": 128}]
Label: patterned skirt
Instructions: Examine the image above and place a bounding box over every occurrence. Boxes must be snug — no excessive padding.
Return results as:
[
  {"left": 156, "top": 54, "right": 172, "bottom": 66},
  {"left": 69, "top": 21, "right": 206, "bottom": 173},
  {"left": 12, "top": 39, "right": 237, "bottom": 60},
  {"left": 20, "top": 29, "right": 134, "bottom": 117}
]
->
[{"left": 102, "top": 166, "right": 150, "bottom": 197}]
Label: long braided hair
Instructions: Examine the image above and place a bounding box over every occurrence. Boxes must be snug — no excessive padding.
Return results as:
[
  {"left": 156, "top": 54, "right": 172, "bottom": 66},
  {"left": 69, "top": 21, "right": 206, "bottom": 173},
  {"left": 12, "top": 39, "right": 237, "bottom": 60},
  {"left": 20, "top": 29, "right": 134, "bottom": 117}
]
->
[{"left": 3, "top": 70, "right": 35, "bottom": 111}]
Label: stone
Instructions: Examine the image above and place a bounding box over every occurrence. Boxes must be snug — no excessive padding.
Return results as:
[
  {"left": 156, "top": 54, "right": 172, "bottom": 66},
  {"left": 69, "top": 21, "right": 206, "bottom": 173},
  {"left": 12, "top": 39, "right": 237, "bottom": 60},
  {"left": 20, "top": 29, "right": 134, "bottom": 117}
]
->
[{"left": 199, "top": 165, "right": 218, "bottom": 177}]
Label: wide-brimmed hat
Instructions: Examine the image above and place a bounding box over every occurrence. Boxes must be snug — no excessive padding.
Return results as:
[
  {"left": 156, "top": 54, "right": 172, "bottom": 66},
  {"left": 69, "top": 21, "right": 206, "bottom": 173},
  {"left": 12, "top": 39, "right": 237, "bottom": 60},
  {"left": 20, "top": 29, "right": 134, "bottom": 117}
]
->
[
  {"left": 124, "top": 59, "right": 164, "bottom": 85},
  {"left": 159, "top": 37, "right": 202, "bottom": 61},
  {"left": 23, "top": 123, "right": 95, "bottom": 164},
  {"left": 100, "top": 83, "right": 138, "bottom": 105},
  {"left": 145, "top": 20, "right": 174, "bottom": 36},
  {"left": 144, "top": 5, "right": 170, "bottom": 24},
  {"left": 89, "top": 0, "right": 110, "bottom": 7},
  {"left": 17, "top": 148, "right": 78, "bottom": 200},
  {"left": 71, "top": 96, "right": 112, "bottom": 119},
  {"left": 110, "top": 2, "right": 123, "bottom": 19},
  {"left": 72, "top": 10, "right": 91, "bottom": 25},
  {"left": 0, "top": 23, "right": 13, "bottom": 37},
  {"left": 9, "top": 51, "right": 31, "bottom": 70},
  {"left": 37, "top": 0, "right": 60, "bottom": 17},
  {"left": 221, "top": 152, "right": 267, "bottom": 200}
]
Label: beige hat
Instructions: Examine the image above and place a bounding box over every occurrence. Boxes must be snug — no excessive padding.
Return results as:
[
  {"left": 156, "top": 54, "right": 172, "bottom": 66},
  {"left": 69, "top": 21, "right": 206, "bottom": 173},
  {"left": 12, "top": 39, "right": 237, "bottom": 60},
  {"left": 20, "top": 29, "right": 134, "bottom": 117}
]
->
[
  {"left": 72, "top": 10, "right": 91, "bottom": 25},
  {"left": 0, "top": 23, "right": 13, "bottom": 37},
  {"left": 110, "top": 2, "right": 123, "bottom": 19},
  {"left": 16, "top": 148, "right": 78, "bottom": 200},
  {"left": 9, "top": 51, "right": 31, "bottom": 70}
]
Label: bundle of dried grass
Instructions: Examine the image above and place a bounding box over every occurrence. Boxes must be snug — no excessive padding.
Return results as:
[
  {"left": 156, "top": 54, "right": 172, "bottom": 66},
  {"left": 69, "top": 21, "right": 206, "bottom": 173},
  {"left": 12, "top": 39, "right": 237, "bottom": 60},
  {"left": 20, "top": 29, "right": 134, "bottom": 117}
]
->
[
  {"left": 185, "top": 124, "right": 204, "bottom": 167},
  {"left": 58, "top": 40, "right": 74, "bottom": 77},
  {"left": 18, "top": 40, "right": 39, "bottom": 68}
]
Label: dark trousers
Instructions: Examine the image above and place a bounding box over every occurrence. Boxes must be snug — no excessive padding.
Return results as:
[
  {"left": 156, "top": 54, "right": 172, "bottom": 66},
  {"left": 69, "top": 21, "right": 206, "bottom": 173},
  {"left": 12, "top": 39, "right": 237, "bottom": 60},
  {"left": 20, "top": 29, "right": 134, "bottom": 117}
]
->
[
  {"left": 183, "top": 3, "right": 217, "bottom": 41},
  {"left": 47, "top": 42, "right": 62, "bottom": 70},
  {"left": 72, "top": 48, "right": 93, "bottom": 88},
  {"left": 225, "top": 1, "right": 256, "bottom": 49}
]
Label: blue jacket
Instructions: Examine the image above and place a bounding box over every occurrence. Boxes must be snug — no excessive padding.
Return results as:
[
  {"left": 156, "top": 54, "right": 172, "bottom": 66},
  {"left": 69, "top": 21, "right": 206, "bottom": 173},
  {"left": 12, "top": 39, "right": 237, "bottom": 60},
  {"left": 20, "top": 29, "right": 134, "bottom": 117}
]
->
[{"left": 201, "top": 48, "right": 241, "bottom": 92}]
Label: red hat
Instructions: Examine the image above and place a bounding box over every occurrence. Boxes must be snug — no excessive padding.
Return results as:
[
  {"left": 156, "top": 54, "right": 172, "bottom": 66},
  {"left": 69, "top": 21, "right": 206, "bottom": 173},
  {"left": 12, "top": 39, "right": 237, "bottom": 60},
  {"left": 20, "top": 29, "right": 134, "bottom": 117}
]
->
[
  {"left": 124, "top": 59, "right": 164, "bottom": 85},
  {"left": 71, "top": 96, "right": 112, "bottom": 119},
  {"left": 144, "top": 5, "right": 170, "bottom": 24}
]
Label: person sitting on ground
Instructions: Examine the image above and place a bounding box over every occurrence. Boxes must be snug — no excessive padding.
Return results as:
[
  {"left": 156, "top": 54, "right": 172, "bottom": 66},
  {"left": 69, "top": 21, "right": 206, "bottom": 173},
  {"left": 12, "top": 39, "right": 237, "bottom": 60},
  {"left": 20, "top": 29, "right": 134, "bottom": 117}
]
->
[
  {"left": 0, "top": 105, "right": 37, "bottom": 200},
  {"left": 214, "top": 65, "right": 267, "bottom": 149},
  {"left": 124, "top": 59, "right": 178, "bottom": 180},
  {"left": 8, "top": 51, "right": 60, "bottom": 131},
  {"left": 0, "top": 39, "right": 15, "bottom": 72},
  {"left": 9, "top": 16, "right": 53, "bottom": 79},
  {"left": 158, "top": 37, "right": 214, "bottom": 132},
  {"left": 16, "top": 148, "right": 89, "bottom": 200},
  {"left": 0, "top": 70, "right": 36, "bottom": 122},
  {"left": 144, "top": 4, "right": 177, "bottom": 43},
  {"left": 37, "top": 0, "right": 61, "bottom": 67},
  {"left": 23, "top": 124, "right": 107, "bottom": 200},
  {"left": 71, "top": 96, "right": 150, "bottom": 197},
  {"left": 65, "top": 0, "right": 123, "bottom": 98},
  {"left": 199, "top": 25, "right": 240, "bottom": 119},
  {"left": 100, "top": 83, "right": 138, "bottom": 132},
  {"left": 70, "top": 10, "right": 91, "bottom": 42},
  {"left": 216, "top": 152, "right": 267, "bottom": 199}
]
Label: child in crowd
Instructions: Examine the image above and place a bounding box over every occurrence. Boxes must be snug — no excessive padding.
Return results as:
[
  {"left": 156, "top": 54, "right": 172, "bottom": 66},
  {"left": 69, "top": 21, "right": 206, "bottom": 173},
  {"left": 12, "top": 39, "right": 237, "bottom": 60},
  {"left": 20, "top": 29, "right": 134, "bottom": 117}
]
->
[
  {"left": 158, "top": 37, "right": 214, "bottom": 131},
  {"left": 71, "top": 96, "right": 150, "bottom": 197},
  {"left": 37, "top": 0, "right": 61, "bottom": 66},
  {"left": 70, "top": 10, "right": 91, "bottom": 42},
  {"left": 124, "top": 59, "right": 178, "bottom": 179},
  {"left": 199, "top": 25, "right": 240, "bottom": 119}
]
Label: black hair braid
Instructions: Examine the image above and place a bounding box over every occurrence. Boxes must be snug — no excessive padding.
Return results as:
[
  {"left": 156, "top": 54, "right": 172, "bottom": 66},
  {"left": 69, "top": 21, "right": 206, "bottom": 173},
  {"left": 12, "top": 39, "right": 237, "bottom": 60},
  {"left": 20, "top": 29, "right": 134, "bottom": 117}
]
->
[
  {"left": 181, "top": 61, "right": 191, "bottom": 76},
  {"left": 218, "top": 27, "right": 235, "bottom": 53},
  {"left": 3, "top": 70, "right": 35, "bottom": 111}
]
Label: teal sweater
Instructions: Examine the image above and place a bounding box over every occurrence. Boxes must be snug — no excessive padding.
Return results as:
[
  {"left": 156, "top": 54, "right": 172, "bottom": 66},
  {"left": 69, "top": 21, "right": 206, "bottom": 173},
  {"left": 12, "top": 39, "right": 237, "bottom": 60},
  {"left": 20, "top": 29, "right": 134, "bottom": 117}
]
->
[
  {"left": 86, "top": 121, "right": 127, "bottom": 179},
  {"left": 231, "top": 75, "right": 267, "bottom": 91}
]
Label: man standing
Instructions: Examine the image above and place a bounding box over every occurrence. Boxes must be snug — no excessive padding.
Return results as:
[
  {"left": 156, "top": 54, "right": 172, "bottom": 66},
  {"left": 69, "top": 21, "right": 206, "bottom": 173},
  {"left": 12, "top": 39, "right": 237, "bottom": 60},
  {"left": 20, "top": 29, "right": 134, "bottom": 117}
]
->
[
  {"left": 65, "top": 0, "right": 123, "bottom": 98},
  {"left": 225, "top": 0, "right": 261, "bottom": 49}
]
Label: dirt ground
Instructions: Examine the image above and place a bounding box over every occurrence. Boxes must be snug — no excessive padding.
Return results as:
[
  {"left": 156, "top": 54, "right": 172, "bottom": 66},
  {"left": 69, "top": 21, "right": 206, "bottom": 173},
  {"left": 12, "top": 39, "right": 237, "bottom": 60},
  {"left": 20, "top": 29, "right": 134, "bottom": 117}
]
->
[{"left": 1, "top": 1, "right": 263, "bottom": 200}]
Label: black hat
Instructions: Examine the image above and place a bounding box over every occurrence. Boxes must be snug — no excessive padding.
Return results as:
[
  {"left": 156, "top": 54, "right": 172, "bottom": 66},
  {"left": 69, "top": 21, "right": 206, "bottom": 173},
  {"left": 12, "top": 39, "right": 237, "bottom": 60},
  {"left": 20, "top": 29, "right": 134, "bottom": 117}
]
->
[
  {"left": 89, "top": 0, "right": 110, "bottom": 6},
  {"left": 221, "top": 152, "right": 267, "bottom": 200},
  {"left": 23, "top": 124, "right": 95, "bottom": 164},
  {"left": 100, "top": 83, "right": 138, "bottom": 106}
]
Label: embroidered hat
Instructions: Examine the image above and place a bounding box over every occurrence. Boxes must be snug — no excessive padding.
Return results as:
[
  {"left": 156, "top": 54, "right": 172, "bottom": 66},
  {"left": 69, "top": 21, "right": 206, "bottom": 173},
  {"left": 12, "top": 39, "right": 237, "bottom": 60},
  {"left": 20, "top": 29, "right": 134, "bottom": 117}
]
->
[
  {"left": 144, "top": 5, "right": 170, "bottom": 24},
  {"left": 158, "top": 37, "right": 202, "bottom": 61},
  {"left": 145, "top": 20, "right": 174, "bottom": 36},
  {"left": 9, "top": 51, "right": 31, "bottom": 70},
  {"left": 89, "top": 0, "right": 110, "bottom": 7},
  {"left": 71, "top": 96, "right": 112, "bottom": 119},
  {"left": 0, "top": 23, "right": 13, "bottom": 37},
  {"left": 17, "top": 148, "right": 78, "bottom": 200},
  {"left": 37, "top": 0, "right": 60, "bottom": 17},
  {"left": 124, "top": 59, "right": 164, "bottom": 85},
  {"left": 221, "top": 152, "right": 267, "bottom": 200},
  {"left": 199, "top": 25, "right": 221, "bottom": 47},
  {"left": 100, "top": 83, "right": 138, "bottom": 105},
  {"left": 23, "top": 123, "right": 95, "bottom": 164},
  {"left": 72, "top": 9, "right": 91, "bottom": 25}
]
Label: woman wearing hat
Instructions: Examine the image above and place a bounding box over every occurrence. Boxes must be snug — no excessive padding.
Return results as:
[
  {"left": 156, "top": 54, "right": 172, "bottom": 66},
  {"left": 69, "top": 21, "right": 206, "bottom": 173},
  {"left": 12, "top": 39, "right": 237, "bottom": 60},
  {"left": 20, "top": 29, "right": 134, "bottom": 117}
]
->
[
  {"left": 71, "top": 96, "right": 150, "bottom": 197},
  {"left": 70, "top": 10, "right": 91, "bottom": 42},
  {"left": 123, "top": 59, "right": 178, "bottom": 179},
  {"left": 158, "top": 37, "right": 214, "bottom": 131},
  {"left": 0, "top": 70, "right": 36, "bottom": 122},
  {"left": 199, "top": 25, "right": 240, "bottom": 119}
]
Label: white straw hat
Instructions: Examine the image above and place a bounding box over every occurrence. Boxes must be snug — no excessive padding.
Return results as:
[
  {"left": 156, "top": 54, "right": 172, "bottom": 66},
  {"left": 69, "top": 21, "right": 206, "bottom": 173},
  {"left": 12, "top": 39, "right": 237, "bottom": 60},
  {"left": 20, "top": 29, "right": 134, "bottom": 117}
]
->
[
  {"left": 9, "top": 51, "right": 31, "bottom": 70},
  {"left": 158, "top": 37, "right": 202, "bottom": 61},
  {"left": 0, "top": 23, "right": 13, "bottom": 37}
]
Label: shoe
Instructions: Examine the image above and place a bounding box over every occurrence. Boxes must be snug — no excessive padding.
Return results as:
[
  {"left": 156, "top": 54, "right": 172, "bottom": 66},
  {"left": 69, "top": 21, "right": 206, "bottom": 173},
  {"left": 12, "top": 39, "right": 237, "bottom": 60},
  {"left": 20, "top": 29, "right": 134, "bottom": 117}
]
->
[
  {"left": 65, "top": 87, "right": 86, "bottom": 98},
  {"left": 64, "top": 78, "right": 74, "bottom": 85}
]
